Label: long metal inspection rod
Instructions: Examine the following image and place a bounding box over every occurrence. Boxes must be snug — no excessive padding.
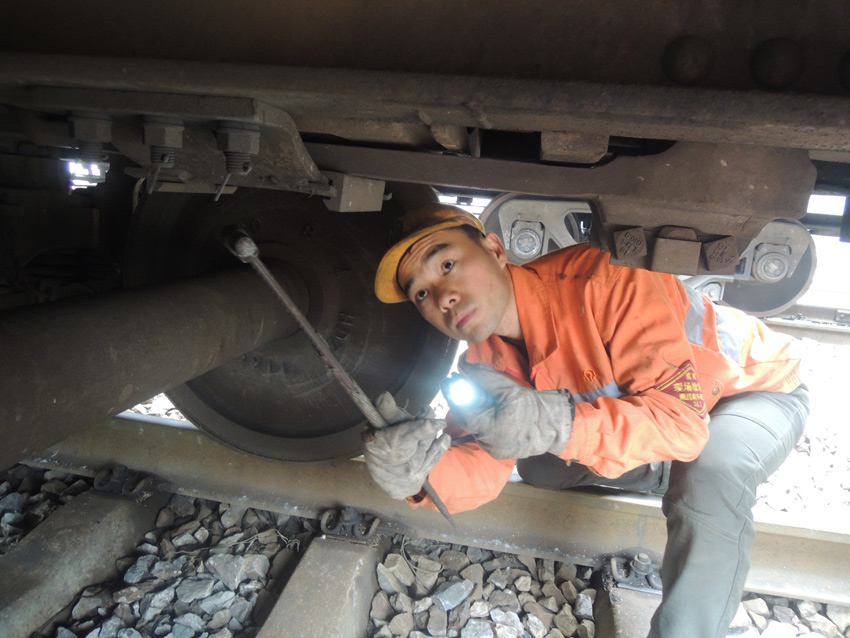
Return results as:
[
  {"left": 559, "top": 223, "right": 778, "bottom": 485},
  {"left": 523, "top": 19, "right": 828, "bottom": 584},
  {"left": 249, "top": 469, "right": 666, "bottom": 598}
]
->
[{"left": 225, "top": 232, "right": 457, "bottom": 529}]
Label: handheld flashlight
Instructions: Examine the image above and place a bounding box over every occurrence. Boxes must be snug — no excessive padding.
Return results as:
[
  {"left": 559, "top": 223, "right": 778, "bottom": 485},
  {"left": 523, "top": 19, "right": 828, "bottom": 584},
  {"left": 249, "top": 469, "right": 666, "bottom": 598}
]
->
[{"left": 441, "top": 373, "right": 493, "bottom": 413}]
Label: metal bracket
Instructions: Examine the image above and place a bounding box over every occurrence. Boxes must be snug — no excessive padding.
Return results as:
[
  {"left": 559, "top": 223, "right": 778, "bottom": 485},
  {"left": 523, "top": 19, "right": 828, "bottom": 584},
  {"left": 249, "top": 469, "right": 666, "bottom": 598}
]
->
[
  {"left": 92, "top": 464, "right": 155, "bottom": 503},
  {"left": 319, "top": 506, "right": 380, "bottom": 543},
  {"left": 604, "top": 553, "right": 663, "bottom": 595}
]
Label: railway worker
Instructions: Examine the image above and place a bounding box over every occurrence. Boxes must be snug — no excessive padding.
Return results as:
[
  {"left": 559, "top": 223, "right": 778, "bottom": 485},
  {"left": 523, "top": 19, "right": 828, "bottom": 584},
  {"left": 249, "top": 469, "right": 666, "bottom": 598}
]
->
[{"left": 364, "top": 204, "right": 810, "bottom": 638}]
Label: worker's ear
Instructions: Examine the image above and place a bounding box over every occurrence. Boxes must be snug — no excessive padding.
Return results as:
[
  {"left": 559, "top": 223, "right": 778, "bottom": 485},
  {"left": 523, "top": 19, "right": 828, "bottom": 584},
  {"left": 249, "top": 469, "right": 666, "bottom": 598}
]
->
[{"left": 482, "top": 232, "right": 509, "bottom": 267}]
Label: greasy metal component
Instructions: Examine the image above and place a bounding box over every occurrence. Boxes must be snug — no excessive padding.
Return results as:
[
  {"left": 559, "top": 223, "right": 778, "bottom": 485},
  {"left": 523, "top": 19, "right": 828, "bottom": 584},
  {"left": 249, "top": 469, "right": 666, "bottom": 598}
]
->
[
  {"left": 606, "top": 553, "right": 663, "bottom": 594},
  {"left": 30, "top": 415, "right": 850, "bottom": 607},
  {"left": 540, "top": 132, "right": 609, "bottom": 164},
  {"left": 3, "top": 3, "right": 850, "bottom": 96},
  {"left": 470, "top": 142, "right": 814, "bottom": 275},
  {"left": 429, "top": 124, "right": 472, "bottom": 154},
  {"left": 751, "top": 39, "right": 805, "bottom": 90},
  {"left": 754, "top": 245, "right": 791, "bottom": 283},
  {"left": 214, "top": 122, "right": 260, "bottom": 200},
  {"left": 125, "top": 188, "right": 456, "bottom": 462},
  {"left": 143, "top": 117, "right": 184, "bottom": 156},
  {"left": 651, "top": 227, "right": 701, "bottom": 275},
  {"left": 510, "top": 221, "right": 544, "bottom": 260},
  {"left": 4, "top": 53, "right": 850, "bottom": 152},
  {"left": 720, "top": 220, "right": 817, "bottom": 316},
  {"left": 319, "top": 507, "right": 381, "bottom": 542},
  {"left": 5, "top": 86, "right": 329, "bottom": 196},
  {"left": 309, "top": 142, "right": 815, "bottom": 225},
  {"left": 482, "top": 194, "right": 816, "bottom": 315},
  {"left": 662, "top": 36, "right": 715, "bottom": 86},
  {"left": 224, "top": 231, "right": 457, "bottom": 529},
  {"left": 702, "top": 236, "right": 739, "bottom": 273},
  {"left": 143, "top": 116, "right": 184, "bottom": 194},
  {"left": 480, "top": 194, "right": 590, "bottom": 265},
  {"left": 0, "top": 268, "right": 292, "bottom": 470},
  {"left": 322, "top": 171, "right": 386, "bottom": 212},
  {"left": 613, "top": 227, "right": 648, "bottom": 261}
]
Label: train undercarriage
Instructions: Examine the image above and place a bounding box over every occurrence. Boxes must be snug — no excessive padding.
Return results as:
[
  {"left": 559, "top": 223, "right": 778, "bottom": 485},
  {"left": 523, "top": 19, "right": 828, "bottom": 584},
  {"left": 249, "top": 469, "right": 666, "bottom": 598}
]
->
[{"left": 1, "top": 1, "right": 849, "bottom": 470}]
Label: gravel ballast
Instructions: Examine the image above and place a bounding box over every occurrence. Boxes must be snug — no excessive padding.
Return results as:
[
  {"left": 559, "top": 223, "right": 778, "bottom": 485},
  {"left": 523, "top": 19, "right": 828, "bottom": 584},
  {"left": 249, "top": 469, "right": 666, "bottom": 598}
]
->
[
  {"left": 43, "top": 495, "right": 315, "bottom": 638},
  {"left": 0, "top": 465, "right": 92, "bottom": 556},
  {"left": 369, "top": 536, "right": 598, "bottom": 638}
]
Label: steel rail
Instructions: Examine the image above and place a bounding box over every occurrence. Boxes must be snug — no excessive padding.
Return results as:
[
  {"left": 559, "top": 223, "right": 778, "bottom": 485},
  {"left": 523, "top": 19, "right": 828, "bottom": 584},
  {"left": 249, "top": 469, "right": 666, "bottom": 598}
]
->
[{"left": 27, "top": 414, "right": 850, "bottom": 607}]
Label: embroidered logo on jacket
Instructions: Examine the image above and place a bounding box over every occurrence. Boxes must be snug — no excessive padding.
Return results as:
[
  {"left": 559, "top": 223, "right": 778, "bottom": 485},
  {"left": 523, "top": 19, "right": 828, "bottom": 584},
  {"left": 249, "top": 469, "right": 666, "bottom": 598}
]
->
[{"left": 655, "top": 362, "right": 707, "bottom": 416}]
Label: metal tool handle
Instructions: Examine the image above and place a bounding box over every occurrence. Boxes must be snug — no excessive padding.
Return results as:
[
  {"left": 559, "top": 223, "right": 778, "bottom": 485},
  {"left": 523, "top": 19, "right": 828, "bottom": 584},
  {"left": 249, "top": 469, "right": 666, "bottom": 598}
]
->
[
  {"left": 227, "top": 232, "right": 388, "bottom": 431},
  {"left": 224, "top": 230, "right": 457, "bottom": 530}
]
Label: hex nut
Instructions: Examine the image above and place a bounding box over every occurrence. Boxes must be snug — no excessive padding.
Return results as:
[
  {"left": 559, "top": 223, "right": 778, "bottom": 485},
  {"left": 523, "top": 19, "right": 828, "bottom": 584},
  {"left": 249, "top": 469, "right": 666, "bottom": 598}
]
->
[
  {"left": 216, "top": 125, "right": 261, "bottom": 154},
  {"left": 144, "top": 122, "right": 184, "bottom": 148}
]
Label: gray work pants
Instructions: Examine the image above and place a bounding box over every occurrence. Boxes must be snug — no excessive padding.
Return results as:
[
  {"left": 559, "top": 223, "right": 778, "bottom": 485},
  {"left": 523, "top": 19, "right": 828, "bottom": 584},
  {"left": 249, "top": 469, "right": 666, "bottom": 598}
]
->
[{"left": 516, "top": 385, "right": 810, "bottom": 638}]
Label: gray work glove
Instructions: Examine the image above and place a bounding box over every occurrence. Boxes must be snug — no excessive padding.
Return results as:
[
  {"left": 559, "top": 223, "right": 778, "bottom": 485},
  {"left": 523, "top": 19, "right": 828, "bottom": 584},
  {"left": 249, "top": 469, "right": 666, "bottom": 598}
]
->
[
  {"left": 456, "top": 359, "right": 575, "bottom": 460},
  {"left": 364, "top": 392, "right": 451, "bottom": 500}
]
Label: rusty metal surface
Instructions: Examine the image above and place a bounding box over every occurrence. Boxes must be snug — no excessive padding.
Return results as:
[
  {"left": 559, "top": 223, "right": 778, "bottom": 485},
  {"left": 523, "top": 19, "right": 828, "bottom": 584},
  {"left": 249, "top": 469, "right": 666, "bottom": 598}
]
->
[
  {"left": 2, "top": 2, "right": 850, "bottom": 95},
  {"left": 3, "top": 53, "right": 850, "bottom": 152},
  {"left": 307, "top": 141, "right": 816, "bottom": 274},
  {"left": 0, "top": 269, "right": 293, "bottom": 470},
  {"left": 307, "top": 142, "right": 815, "bottom": 219},
  {"left": 5, "top": 87, "right": 329, "bottom": 195},
  {"left": 28, "top": 415, "right": 850, "bottom": 607}
]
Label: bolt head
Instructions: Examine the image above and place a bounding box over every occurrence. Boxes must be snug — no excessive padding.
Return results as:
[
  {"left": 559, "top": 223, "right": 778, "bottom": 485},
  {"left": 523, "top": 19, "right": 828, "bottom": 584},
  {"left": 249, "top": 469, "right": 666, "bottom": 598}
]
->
[
  {"left": 216, "top": 126, "right": 261, "bottom": 154},
  {"left": 144, "top": 122, "right": 184, "bottom": 148}
]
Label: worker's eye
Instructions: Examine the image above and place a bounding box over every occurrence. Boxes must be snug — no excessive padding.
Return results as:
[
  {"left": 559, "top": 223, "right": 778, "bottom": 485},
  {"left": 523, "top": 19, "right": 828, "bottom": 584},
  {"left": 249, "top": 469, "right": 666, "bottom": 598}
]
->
[
  {"left": 414, "top": 289, "right": 428, "bottom": 303},
  {"left": 441, "top": 260, "right": 454, "bottom": 273}
]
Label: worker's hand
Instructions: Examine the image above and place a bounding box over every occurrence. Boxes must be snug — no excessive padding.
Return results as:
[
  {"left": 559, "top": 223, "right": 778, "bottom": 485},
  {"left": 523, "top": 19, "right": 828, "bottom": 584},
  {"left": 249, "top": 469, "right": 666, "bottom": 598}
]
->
[
  {"left": 456, "top": 359, "right": 574, "bottom": 460},
  {"left": 364, "top": 392, "right": 451, "bottom": 500}
]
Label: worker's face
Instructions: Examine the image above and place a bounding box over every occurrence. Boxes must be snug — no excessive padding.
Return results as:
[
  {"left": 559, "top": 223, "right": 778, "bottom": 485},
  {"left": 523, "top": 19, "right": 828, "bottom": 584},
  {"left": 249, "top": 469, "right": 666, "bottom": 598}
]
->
[{"left": 397, "top": 228, "right": 514, "bottom": 343}]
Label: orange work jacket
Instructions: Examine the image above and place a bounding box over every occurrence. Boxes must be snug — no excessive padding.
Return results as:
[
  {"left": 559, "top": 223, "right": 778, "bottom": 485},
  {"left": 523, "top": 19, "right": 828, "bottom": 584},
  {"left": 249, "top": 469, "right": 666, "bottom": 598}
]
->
[{"left": 413, "top": 243, "right": 803, "bottom": 514}]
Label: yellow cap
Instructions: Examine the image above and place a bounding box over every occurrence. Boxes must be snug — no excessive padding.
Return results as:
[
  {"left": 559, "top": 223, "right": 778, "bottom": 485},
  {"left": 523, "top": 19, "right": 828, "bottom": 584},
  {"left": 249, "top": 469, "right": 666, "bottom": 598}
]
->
[{"left": 375, "top": 204, "right": 485, "bottom": 303}]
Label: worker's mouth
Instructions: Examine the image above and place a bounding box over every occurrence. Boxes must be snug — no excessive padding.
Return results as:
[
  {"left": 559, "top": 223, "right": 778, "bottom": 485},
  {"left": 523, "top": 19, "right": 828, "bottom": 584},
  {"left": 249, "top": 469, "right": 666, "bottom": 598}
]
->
[{"left": 455, "top": 309, "right": 475, "bottom": 330}]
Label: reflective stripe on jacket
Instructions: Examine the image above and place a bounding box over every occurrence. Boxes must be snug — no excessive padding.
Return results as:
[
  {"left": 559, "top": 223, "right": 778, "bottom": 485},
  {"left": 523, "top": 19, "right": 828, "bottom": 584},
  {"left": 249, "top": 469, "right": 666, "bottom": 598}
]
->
[{"left": 414, "top": 243, "right": 803, "bottom": 514}]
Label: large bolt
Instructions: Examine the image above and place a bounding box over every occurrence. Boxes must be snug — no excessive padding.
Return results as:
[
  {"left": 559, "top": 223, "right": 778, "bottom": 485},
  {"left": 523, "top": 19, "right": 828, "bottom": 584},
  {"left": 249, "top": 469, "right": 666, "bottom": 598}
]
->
[
  {"left": 755, "top": 252, "right": 789, "bottom": 282},
  {"left": 143, "top": 117, "right": 184, "bottom": 168},
  {"left": 663, "top": 36, "right": 714, "bottom": 85},
  {"left": 630, "top": 552, "right": 653, "bottom": 576},
  {"left": 213, "top": 123, "right": 262, "bottom": 200},
  {"left": 751, "top": 38, "right": 804, "bottom": 89},
  {"left": 225, "top": 151, "right": 254, "bottom": 176},
  {"left": 150, "top": 146, "right": 176, "bottom": 168}
]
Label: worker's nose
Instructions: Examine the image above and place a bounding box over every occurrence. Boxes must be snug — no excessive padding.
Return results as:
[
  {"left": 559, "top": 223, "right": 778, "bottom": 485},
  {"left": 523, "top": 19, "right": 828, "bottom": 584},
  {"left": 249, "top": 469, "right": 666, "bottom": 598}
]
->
[{"left": 437, "top": 286, "right": 459, "bottom": 312}]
